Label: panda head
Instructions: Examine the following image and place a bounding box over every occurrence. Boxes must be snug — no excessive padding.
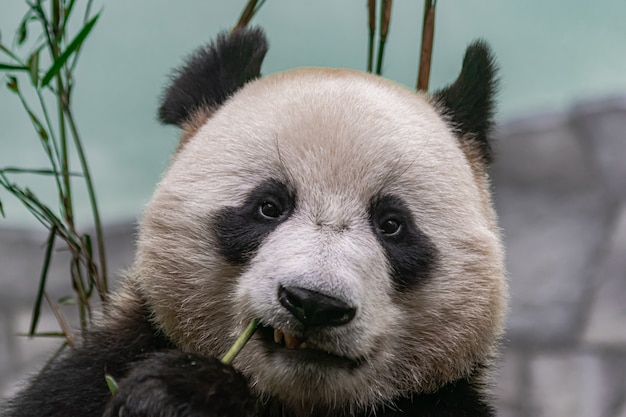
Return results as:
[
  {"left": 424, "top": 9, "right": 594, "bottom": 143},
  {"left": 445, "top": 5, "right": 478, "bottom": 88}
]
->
[{"left": 134, "top": 28, "right": 507, "bottom": 414}]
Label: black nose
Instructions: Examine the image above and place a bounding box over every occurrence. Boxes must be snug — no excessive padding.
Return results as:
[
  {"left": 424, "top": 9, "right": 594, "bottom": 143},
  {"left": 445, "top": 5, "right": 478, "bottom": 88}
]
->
[{"left": 278, "top": 285, "right": 356, "bottom": 327}]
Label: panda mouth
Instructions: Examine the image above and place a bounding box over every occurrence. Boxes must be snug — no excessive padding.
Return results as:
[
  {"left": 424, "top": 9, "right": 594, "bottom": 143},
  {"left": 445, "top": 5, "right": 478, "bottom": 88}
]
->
[
  {"left": 258, "top": 324, "right": 359, "bottom": 366},
  {"left": 273, "top": 328, "right": 309, "bottom": 350},
  {"left": 259, "top": 325, "right": 316, "bottom": 351},
  {"left": 259, "top": 325, "right": 350, "bottom": 360}
]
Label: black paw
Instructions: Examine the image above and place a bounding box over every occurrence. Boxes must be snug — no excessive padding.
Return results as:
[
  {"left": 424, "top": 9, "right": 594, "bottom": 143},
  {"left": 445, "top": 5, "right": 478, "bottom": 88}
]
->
[{"left": 103, "top": 350, "right": 256, "bottom": 417}]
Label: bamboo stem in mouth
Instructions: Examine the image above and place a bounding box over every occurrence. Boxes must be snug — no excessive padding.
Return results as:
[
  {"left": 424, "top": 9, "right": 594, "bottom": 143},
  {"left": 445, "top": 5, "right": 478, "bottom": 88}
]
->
[{"left": 221, "top": 319, "right": 259, "bottom": 365}]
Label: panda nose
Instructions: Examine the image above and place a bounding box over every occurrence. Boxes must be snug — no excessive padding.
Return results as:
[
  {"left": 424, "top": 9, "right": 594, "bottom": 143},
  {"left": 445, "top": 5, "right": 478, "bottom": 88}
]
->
[{"left": 278, "top": 285, "right": 356, "bottom": 327}]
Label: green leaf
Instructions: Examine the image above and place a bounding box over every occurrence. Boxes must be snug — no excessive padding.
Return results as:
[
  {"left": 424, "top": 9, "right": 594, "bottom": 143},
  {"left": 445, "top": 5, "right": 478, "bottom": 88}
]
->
[
  {"left": 17, "top": 332, "right": 66, "bottom": 338},
  {"left": 105, "top": 374, "right": 118, "bottom": 395},
  {"left": 27, "top": 50, "right": 40, "bottom": 86},
  {"left": 0, "top": 43, "right": 24, "bottom": 65},
  {"left": 16, "top": 9, "right": 36, "bottom": 46},
  {"left": 0, "top": 199, "right": 5, "bottom": 218},
  {"left": 41, "top": 13, "right": 100, "bottom": 88},
  {"left": 24, "top": 107, "right": 49, "bottom": 142},
  {"left": 0, "top": 62, "right": 28, "bottom": 71},
  {"left": 17, "top": 19, "right": 28, "bottom": 45},
  {"left": 0, "top": 167, "right": 82, "bottom": 177},
  {"left": 6, "top": 75, "right": 18, "bottom": 93},
  {"left": 29, "top": 226, "right": 57, "bottom": 337},
  {"left": 64, "top": 0, "right": 78, "bottom": 27},
  {"left": 2, "top": 76, "right": 50, "bottom": 142},
  {"left": 57, "top": 296, "right": 78, "bottom": 305}
]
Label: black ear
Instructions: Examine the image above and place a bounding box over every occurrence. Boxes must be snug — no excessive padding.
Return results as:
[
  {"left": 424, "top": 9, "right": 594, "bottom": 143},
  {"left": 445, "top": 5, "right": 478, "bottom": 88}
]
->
[
  {"left": 158, "top": 27, "right": 269, "bottom": 127},
  {"left": 433, "top": 40, "right": 498, "bottom": 164}
]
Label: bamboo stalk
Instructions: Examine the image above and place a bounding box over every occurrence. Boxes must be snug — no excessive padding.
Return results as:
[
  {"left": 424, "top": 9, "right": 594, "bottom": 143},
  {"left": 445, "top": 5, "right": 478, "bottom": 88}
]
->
[
  {"left": 45, "top": 292, "right": 75, "bottom": 347},
  {"left": 375, "top": 0, "right": 392, "bottom": 75},
  {"left": 221, "top": 319, "right": 259, "bottom": 365},
  {"left": 65, "top": 108, "right": 108, "bottom": 297},
  {"left": 233, "top": 0, "right": 266, "bottom": 31},
  {"left": 417, "top": 0, "right": 436, "bottom": 91},
  {"left": 367, "top": 0, "right": 376, "bottom": 73}
]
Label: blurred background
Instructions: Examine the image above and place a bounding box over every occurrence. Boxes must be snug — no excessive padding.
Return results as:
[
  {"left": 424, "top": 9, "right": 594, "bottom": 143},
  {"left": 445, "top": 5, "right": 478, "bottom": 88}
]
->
[{"left": 1, "top": 1, "right": 625, "bottom": 416}]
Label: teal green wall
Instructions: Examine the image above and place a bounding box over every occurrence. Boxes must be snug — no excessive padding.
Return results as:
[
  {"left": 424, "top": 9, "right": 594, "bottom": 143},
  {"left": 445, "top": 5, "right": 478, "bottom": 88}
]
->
[{"left": 2, "top": 1, "right": 625, "bottom": 226}]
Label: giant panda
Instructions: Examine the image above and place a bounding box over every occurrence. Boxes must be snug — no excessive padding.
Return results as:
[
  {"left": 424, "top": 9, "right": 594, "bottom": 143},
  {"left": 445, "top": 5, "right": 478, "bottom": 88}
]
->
[{"left": 3, "top": 27, "right": 507, "bottom": 417}]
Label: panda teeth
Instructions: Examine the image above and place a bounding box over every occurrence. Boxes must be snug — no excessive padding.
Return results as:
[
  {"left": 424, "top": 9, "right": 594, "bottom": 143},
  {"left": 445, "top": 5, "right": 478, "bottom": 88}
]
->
[
  {"left": 274, "top": 328, "right": 306, "bottom": 349},
  {"left": 283, "top": 332, "right": 301, "bottom": 349},
  {"left": 273, "top": 328, "right": 284, "bottom": 344}
]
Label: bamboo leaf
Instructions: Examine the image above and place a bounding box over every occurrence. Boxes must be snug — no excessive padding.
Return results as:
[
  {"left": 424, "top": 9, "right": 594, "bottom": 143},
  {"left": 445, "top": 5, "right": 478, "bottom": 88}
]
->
[
  {"left": 0, "top": 62, "right": 28, "bottom": 71},
  {"left": 3, "top": 76, "right": 50, "bottom": 142},
  {"left": 17, "top": 16, "right": 29, "bottom": 45},
  {"left": 16, "top": 9, "right": 37, "bottom": 46},
  {"left": 25, "top": 107, "right": 49, "bottom": 142},
  {"left": 57, "top": 296, "right": 77, "bottom": 305},
  {"left": 6, "top": 75, "right": 18, "bottom": 93},
  {"left": 0, "top": 43, "right": 25, "bottom": 65},
  {"left": 64, "top": 0, "right": 78, "bottom": 25},
  {"left": 29, "top": 226, "right": 58, "bottom": 337},
  {"left": 105, "top": 374, "right": 118, "bottom": 395},
  {"left": 17, "top": 332, "right": 67, "bottom": 338},
  {"left": 0, "top": 167, "right": 82, "bottom": 177},
  {"left": 41, "top": 13, "right": 100, "bottom": 88},
  {"left": 28, "top": 50, "right": 40, "bottom": 86}
]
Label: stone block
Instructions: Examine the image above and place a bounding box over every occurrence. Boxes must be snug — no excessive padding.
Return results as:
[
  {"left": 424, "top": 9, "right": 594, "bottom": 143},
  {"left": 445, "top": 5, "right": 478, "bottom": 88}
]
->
[
  {"left": 571, "top": 96, "right": 626, "bottom": 200},
  {"left": 529, "top": 353, "right": 609, "bottom": 417},
  {"left": 495, "top": 347, "right": 533, "bottom": 417},
  {"left": 0, "top": 309, "right": 64, "bottom": 399},
  {"left": 0, "top": 312, "right": 11, "bottom": 384},
  {"left": 497, "top": 406, "right": 525, "bottom": 417},
  {"left": 584, "top": 203, "right": 626, "bottom": 346},
  {"left": 495, "top": 187, "right": 607, "bottom": 345},
  {"left": 491, "top": 107, "right": 614, "bottom": 345},
  {"left": 492, "top": 114, "right": 598, "bottom": 193}
]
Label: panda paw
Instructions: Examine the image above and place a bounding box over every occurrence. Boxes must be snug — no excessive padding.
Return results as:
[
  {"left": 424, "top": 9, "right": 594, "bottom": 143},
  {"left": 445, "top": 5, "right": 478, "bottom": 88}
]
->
[{"left": 103, "top": 350, "right": 256, "bottom": 417}]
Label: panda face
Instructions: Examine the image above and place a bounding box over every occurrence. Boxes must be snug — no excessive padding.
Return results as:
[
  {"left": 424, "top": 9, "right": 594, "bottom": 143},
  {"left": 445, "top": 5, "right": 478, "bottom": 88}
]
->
[{"left": 136, "top": 68, "right": 506, "bottom": 412}]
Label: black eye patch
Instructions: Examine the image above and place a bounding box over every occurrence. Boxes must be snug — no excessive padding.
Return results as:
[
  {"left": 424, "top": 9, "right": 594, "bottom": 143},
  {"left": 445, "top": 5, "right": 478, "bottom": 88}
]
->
[
  {"left": 368, "top": 195, "right": 438, "bottom": 290},
  {"left": 214, "top": 179, "right": 295, "bottom": 265}
]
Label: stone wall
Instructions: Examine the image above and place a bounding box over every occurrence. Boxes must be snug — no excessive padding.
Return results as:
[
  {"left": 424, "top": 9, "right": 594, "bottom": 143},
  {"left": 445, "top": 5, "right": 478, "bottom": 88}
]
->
[
  {"left": 491, "top": 96, "right": 626, "bottom": 417},
  {"left": 1, "top": 95, "right": 625, "bottom": 415}
]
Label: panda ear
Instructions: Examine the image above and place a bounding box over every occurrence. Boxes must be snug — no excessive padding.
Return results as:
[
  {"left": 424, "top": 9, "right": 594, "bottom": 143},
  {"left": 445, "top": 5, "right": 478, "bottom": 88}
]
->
[
  {"left": 433, "top": 40, "right": 498, "bottom": 165},
  {"left": 158, "top": 27, "right": 269, "bottom": 127}
]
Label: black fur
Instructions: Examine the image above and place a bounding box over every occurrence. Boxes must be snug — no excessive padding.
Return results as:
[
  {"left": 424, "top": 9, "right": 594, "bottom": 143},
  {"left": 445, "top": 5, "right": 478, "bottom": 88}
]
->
[
  {"left": 2, "top": 298, "right": 174, "bottom": 417},
  {"left": 258, "top": 371, "right": 495, "bottom": 417},
  {"left": 369, "top": 194, "right": 438, "bottom": 290},
  {"left": 214, "top": 179, "right": 295, "bottom": 265},
  {"left": 372, "top": 374, "right": 496, "bottom": 417},
  {"left": 158, "top": 27, "right": 269, "bottom": 126},
  {"left": 434, "top": 40, "right": 498, "bottom": 165},
  {"left": 3, "top": 292, "right": 493, "bottom": 417},
  {"left": 103, "top": 351, "right": 256, "bottom": 417}
]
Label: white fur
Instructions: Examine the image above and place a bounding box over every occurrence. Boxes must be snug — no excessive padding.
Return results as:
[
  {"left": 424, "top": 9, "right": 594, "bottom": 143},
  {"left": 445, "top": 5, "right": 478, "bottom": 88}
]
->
[{"left": 132, "top": 68, "right": 507, "bottom": 414}]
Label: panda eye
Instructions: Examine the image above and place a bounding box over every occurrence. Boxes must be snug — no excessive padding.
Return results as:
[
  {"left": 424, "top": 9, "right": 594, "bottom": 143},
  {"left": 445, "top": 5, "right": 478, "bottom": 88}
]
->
[
  {"left": 378, "top": 218, "right": 402, "bottom": 236},
  {"left": 259, "top": 200, "right": 284, "bottom": 219}
]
